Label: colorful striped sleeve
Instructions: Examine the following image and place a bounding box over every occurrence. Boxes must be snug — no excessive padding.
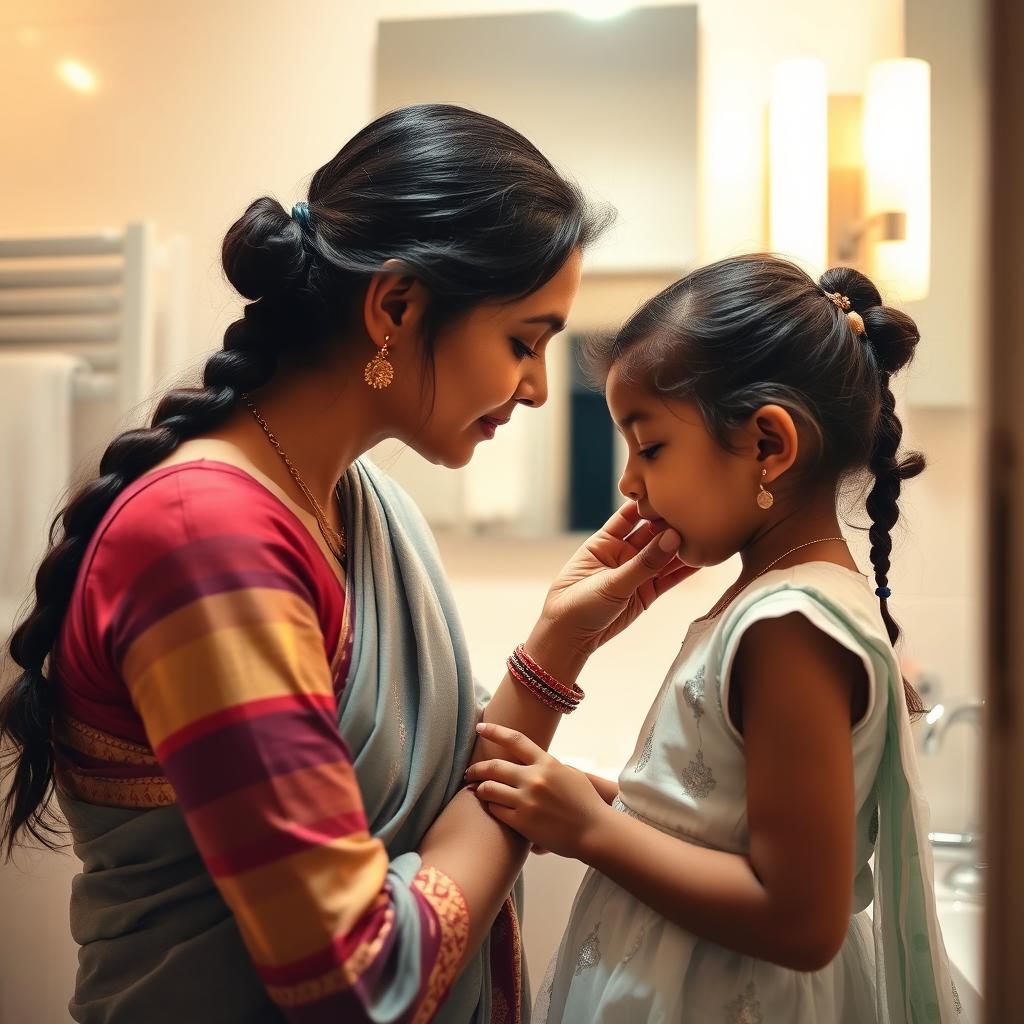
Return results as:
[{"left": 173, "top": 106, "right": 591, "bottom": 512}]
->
[{"left": 102, "top": 467, "right": 470, "bottom": 1022}]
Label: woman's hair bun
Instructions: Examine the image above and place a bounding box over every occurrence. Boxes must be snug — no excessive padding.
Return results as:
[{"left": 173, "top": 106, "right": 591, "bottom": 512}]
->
[{"left": 222, "top": 196, "right": 307, "bottom": 302}]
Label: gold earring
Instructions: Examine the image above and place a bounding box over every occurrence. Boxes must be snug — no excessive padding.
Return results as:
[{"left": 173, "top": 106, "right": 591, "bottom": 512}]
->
[
  {"left": 364, "top": 335, "right": 395, "bottom": 390},
  {"left": 756, "top": 468, "right": 774, "bottom": 510}
]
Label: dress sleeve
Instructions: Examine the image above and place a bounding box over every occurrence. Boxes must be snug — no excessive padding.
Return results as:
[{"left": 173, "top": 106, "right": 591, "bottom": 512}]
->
[
  {"left": 104, "top": 469, "right": 470, "bottom": 1023},
  {"left": 716, "top": 583, "right": 886, "bottom": 749}
]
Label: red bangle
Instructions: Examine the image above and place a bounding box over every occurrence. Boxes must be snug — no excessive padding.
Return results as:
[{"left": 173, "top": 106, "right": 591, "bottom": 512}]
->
[{"left": 507, "top": 644, "right": 585, "bottom": 714}]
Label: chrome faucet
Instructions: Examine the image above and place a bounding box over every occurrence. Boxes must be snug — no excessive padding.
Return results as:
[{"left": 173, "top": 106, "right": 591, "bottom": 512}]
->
[
  {"left": 920, "top": 697, "right": 985, "bottom": 899},
  {"left": 922, "top": 698, "right": 985, "bottom": 756}
]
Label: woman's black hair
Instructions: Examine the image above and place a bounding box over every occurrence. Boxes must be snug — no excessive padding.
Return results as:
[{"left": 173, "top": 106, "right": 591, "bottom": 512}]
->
[
  {"left": 583, "top": 254, "right": 926, "bottom": 718},
  {"left": 0, "top": 103, "right": 611, "bottom": 857}
]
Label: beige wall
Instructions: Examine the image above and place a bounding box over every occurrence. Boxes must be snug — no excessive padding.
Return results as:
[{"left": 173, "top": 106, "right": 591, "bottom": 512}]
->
[{"left": 1, "top": 0, "right": 904, "bottom": 369}]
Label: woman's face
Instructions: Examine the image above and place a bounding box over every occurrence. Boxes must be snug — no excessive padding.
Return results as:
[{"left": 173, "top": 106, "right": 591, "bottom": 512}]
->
[{"left": 394, "top": 249, "right": 583, "bottom": 468}]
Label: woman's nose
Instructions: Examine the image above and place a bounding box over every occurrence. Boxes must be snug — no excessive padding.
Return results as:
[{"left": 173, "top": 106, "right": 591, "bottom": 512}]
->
[{"left": 515, "top": 360, "right": 549, "bottom": 409}]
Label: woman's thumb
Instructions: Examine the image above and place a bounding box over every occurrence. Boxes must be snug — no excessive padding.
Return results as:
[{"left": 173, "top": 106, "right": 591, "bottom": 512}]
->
[{"left": 603, "top": 529, "right": 681, "bottom": 599}]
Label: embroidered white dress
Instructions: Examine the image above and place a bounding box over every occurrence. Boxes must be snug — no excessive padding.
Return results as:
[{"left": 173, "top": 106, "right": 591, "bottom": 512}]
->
[{"left": 534, "top": 562, "right": 965, "bottom": 1024}]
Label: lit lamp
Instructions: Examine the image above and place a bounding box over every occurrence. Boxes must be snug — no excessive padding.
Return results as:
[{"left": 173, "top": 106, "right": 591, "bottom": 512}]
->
[
  {"left": 769, "top": 59, "right": 828, "bottom": 274},
  {"left": 862, "top": 58, "right": 930, "bottom": 301},
  {"left": 769, "top": 57, "right": 931, "bottom": 300}
]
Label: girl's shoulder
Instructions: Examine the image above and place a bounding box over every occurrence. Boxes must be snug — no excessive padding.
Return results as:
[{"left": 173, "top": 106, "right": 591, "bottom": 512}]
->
[
  {"left": 704, "top": 561, "right": 897, "bottom": 739},
  {"left": 718, "top": 561, "right": 889, "bottom": 648}
]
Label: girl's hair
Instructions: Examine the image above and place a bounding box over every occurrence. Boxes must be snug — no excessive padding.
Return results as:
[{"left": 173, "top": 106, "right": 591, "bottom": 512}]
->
[
  {"left": 583, "top": 254, "right": 926, "bottom": 718},
  {"left": 0, "top": 103, "right": 610, "bottom": 857}
]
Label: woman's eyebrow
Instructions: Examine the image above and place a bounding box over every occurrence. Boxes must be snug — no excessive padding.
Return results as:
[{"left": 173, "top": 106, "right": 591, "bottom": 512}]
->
[{"left": 522, "top": 314, "right": 566, "bottom": 333}]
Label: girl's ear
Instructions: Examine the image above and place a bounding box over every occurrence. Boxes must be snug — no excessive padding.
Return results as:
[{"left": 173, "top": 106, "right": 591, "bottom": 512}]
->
[
  {"left": 362, "top": 258, "right": 429, "bottom": 352},
  {"left": 746, "top": 404, "right": 799, "bottom": 484}
]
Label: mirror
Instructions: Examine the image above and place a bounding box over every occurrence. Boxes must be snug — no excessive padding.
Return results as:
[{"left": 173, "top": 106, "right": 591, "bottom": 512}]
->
[{"left": 371, "top": 6, "right": 699, "bottom": 536}]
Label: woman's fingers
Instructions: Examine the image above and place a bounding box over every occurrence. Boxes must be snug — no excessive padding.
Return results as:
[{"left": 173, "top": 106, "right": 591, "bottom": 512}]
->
[
  {"left": 622, "top": 518, "right": 660, "bottom": 552},
  {"left": 475, "top": 721, "right": 547, "bottom": 764},
  {"left": 600, "top": 529, "right": 681, "bottom": 601},
  {"left": 652, "top": 560, "right": 699, "bottom": 597},
  {"left": 464, "top": 757, "right": 528, "bottom": 787},
  {"left": 598, "top": 501, "right": 642, "bottom": 541}
]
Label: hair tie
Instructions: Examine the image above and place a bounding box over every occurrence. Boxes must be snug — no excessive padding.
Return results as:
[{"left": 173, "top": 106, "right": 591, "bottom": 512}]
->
[
  {"left": 823, "top": 290, "right": 866, "bottom": 337},
  {"left": 291, "top": 201, "right": 311, "bottom": 229},
  {"left": 875, "top": 585, "right": 892, "bottom": 599}
]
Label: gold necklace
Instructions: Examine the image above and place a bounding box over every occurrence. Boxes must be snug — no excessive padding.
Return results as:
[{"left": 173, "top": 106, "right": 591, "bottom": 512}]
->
[
  {"left": 698, "top": 536, "right": 846, "bottom": 623},
  {"left": 243, "top": 395, "right": 346, "bottom": 564}
]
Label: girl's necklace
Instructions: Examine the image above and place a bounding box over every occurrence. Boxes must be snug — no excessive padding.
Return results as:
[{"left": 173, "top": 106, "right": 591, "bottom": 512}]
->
[
  {"left": 697, "top": 536, "right": 846, "bottom": 623},
  {"left": 243, "top": 395, "right": 347, "bottom": 565}
]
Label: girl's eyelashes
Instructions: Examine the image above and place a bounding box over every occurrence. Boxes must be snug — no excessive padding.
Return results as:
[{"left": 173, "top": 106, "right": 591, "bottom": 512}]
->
[
  {"left": 511, "top": 338, "right": 538, "bottom": 360},
  {"left": 638, "top": 443, "right": 664, "bottom": 461}
]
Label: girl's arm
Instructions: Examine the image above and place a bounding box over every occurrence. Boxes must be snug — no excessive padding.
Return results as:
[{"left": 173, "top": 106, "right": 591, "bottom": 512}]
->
[
  {"left": 583, "top": 772, "right": 619, "bottom": 805},
  {"left": 469, "top": 612, "right": 866, "bottom": 972}
]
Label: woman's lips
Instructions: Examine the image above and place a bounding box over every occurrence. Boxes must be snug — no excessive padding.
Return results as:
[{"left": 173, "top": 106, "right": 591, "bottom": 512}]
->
[{"left": 478, "top": 416, "right": 508, "bottom": 440}]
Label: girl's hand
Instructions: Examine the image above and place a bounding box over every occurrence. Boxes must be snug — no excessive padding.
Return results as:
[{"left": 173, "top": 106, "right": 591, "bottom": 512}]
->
[
  {"left": 534, "top": 502, "right": 697, "bottom": 661},
  {"left": 464, "top": 722, "right": 612, "bottom": 860}
]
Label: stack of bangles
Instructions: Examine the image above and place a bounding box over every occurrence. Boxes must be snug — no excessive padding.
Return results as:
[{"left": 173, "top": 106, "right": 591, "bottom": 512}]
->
[{"left": 507, "top": 643, "right": 585, "bottom": 715}]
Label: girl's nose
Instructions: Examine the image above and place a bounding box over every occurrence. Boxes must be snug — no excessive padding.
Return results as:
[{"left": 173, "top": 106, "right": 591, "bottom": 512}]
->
[{"left": 618, "top": 470, "right": 644, "bottom": 502}]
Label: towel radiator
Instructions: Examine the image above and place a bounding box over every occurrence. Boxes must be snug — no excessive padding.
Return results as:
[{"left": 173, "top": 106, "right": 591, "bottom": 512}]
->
[{"left": 0, "top": 224, "right": 156, "bottom": 409}]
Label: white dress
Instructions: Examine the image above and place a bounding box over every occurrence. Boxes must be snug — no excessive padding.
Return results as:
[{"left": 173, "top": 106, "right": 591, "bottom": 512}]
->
[{"left": 534, "top": 562, "right": 965, "bottom": 1024}]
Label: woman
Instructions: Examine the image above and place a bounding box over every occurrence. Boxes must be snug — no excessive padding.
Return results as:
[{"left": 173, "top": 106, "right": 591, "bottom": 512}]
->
[{"left": 0, "top": 104, "right": 689, "bottom": 1023}]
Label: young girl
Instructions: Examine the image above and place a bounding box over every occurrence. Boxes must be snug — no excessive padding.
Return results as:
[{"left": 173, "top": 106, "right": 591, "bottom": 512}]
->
[{"left": 466, "top": 255, "right": 967, "bottom": 1022}]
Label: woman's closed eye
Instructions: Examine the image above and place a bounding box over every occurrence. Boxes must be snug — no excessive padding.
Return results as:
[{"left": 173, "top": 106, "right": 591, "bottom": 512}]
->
[
  {"left": 512, "top": 338, "right": 538, "bottom": 360},
  {"left": 638, "top": 443, "right": 664, "bottom": 461}
]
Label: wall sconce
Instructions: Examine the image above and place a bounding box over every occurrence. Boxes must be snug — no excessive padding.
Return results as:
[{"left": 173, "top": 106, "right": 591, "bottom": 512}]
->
[
  {"left": 769, "top": 57, "right": 930, "bottom": 300},
  {"left": 861, "top": 58, "right": 930, "bottom": 301}
]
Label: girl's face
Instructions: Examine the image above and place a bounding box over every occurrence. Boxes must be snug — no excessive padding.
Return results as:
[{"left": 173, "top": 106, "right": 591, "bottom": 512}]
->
[
  {"left": 606, "top": 362, "right": 763, "bottom": 568},
  {"left": 393, "top": 249, "right": 583, "bottom": 468}
]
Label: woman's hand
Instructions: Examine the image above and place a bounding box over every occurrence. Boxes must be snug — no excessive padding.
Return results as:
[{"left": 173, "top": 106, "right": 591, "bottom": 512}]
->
[
  {"left": 531, "top": 502, "right": 697, "bottom": 662},
  {"left": 465, "top": 722, "right": 613, "bottom": 861}
]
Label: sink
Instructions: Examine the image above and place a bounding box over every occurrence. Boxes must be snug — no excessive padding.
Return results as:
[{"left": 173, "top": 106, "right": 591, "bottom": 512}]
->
[
  {"left": 860, "top": 846, "right": 982, "bottom": 1016},
  {"left": 932, "top": 848, "right": 984, "bottom": 1018}
]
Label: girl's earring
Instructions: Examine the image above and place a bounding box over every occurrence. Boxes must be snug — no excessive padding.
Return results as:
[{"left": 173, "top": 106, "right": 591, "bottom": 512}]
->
[
  {"left": 756, "top": 468, "right": 775, "bottom": 510},
  {"left": 364, "top": 335, "right": 395, "bottom": 390}
]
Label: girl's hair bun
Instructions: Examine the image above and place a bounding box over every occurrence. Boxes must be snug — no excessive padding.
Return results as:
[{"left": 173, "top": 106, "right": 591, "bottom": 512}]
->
[{"left": 818, "top": 266, "right": 919, "bottom": 375}]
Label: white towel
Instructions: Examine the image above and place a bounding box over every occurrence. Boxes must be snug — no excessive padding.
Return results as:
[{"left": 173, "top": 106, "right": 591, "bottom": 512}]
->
[{"left": 0, "top": 353, "right": 85, "bottom": 638}]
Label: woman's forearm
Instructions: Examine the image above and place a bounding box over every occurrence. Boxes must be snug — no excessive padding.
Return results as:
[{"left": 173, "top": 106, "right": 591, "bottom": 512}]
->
[
  {"left": 470, "top": 623, "right": 588, "bottom": 765},
  {"left": 417, "top": 787, "right": 529, "bottom": 963},
  {"left": 417, "top": 624, "right": 588, "bottom": 968}
]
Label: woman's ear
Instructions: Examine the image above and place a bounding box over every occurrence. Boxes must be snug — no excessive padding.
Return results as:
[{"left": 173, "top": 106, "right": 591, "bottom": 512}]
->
[
  {"left": 747, "top": 404, "right": 799, "bottom": 484},
  {"left": 362, "top": 258, "right": 429, "bottom": 351}
]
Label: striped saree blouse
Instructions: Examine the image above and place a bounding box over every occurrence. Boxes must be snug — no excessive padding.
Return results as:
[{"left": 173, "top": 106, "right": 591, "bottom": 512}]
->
[{"left": 53, "top": 462, "right": 470, "bottom": 1022}]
